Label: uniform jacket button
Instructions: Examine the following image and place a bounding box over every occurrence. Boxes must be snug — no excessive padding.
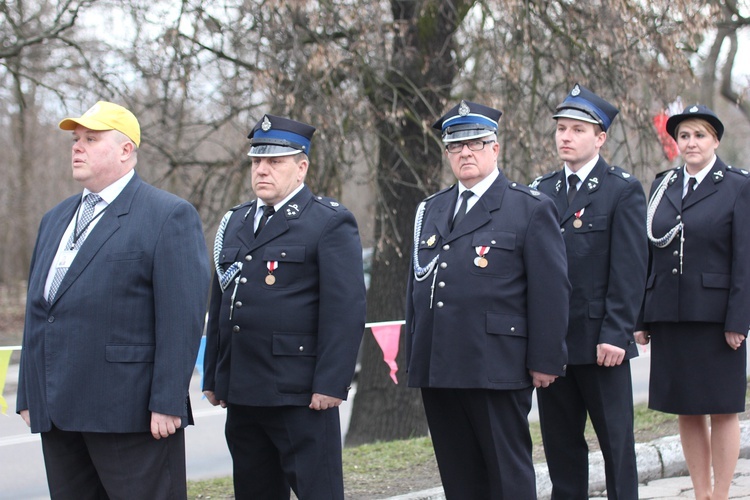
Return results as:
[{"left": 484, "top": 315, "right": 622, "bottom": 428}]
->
[
  {"left": 233, "top": 325, "right": 240, "bottom": 332},
  {"left": 436, "top": 301, "right": 444, "bottom": 308},
  {"left": 442, "top": 244, "right": 450, "bottom": 250},
  {"left": 672, "top": 268, "right": 678, "bottom": 275},
  {"left": 440, "top": 262, "right": 447, "bottom": 269},
  {"left": 244, "top": 254, "right": 253, "bottom": 261},
  {"left": 438, "top": 281, "right": 445, "bottom": 288},
  {"left": 240, "top": 277, "right": 248, "bottom": 284},
  {"left": 235, "top": 301, "right": 242, "bottom": 308},
  {"left": 299, "top": 345, "right": 304, "bottom": 352}
]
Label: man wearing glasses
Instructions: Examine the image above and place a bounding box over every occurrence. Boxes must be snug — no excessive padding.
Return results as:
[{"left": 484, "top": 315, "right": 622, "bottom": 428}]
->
[{"left": 405, "top": 100, "right": 571, "bottom": 498}]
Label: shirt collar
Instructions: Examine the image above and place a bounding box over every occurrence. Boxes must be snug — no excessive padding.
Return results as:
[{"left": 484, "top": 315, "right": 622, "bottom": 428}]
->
[
  {"left": 683, "top": 155, "right": 716, "bottom": 188},
  {"left": 457, "top": 167, "right": 499, "bottom": 200},
  {"left": 83, "top": 168, "right": 135, "bottom": 205},
  {"left": 564, "top": 155, "right": 599, "bottom": 187}
]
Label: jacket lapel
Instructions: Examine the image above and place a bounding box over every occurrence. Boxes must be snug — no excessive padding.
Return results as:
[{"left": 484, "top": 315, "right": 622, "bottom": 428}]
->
[
  {"left": 560, "top": 160, "right": 605, "bottom": 225},
  {"left": 247, "top": 187, "right": 313, "bottom": 252},
  {"left": 682, "top": 161, "right": 723, "bottom": 211},
  {"left": 443, "top": 173, "right": 508, "bottom": 244},
  {"left": 49, "top": 173, "right": 141, "bottom": 305}
]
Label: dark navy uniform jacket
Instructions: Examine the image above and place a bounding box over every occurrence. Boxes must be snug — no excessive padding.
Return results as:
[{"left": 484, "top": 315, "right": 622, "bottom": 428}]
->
[
  {"left": 203, "top": 186, "right": 366, "bottom": 406},
  {"left": 405, "top": 170, "right": 570, "bottom": 390},
  {"left": 641, "top": 158, "right": 750, "bottom": 333},
  {"left": 533, "top": 158, "right": 648, "bottom": 364}
]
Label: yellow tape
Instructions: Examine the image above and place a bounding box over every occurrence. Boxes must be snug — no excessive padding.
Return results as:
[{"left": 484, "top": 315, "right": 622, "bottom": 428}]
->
[{"left": 0, "top": 349, "right": 11, "bottom": 415}]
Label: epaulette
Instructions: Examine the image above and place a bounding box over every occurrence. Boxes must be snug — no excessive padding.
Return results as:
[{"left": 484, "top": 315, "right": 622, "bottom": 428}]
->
[
  {"left": 726, "top": 165, "right": 750, "bottom": 176},
  {"left": 655, "top": 167, "right": 679, "bottom": 179},
  {"left": 313, "top": 195, "right": 345, "bottom": 211},
  {"left": 509, "top": 181, "right": 543, "bottom": 200},
  {"left": 423, "top": 185, "right": 454, "bottom": 203},
  {"left": 529, "top": 171, "right": 557, "bottom": 189},
  {"left": 231, "top": 200, "right": 253, "bottom": 211},
  {"left": 606, "top": 165, "right": 638, "bottom": 182}
]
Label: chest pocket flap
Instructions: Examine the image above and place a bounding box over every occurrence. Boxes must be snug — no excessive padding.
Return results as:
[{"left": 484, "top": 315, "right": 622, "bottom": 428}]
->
[
  {"left": 471, "top": 231, "right": 515, "bottom": 250},
  {"left": 220, "top": 246, "right": 240, "bottom": 265},
  {"left": 262, "top": 245, "right": 306, "bottom": 263},
  {"left": 574, "top": 214, "right": 607, "bottom": 233}
]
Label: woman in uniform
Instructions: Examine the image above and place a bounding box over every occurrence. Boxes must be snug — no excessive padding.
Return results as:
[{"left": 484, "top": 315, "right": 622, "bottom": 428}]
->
[{"left": 635, "top": 104, "right": 750, "bottom": 500}]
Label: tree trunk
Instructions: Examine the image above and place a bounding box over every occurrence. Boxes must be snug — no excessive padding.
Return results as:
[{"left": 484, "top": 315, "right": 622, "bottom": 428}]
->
[{"left": 346, "top": 0, "right": 474, "bottom": 446}]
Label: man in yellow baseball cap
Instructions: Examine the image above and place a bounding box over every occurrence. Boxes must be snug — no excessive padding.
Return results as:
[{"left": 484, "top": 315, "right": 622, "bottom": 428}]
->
[
  {"left": 17, "top": 100, "right": 210, "bottom": 499},
  {"left": 59, "top": 100, "right": 141, "bottom": 147}
]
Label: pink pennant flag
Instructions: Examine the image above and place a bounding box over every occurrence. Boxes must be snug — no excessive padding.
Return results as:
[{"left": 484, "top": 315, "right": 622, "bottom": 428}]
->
[{"left": 370, "top": 323, "right": 402, "bottom": 384}]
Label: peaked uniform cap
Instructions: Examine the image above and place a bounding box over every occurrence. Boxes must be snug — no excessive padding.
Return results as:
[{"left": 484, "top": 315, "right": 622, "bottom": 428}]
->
[
  {"left": 553, "top": 83, "right": 619, "bottom": 132},
  {"left": 433, "top": 100, "right": 503, "bottom": 143},
  {"left": 59, "top": 101, "right": 141, "bottom": 147},
  {"left": 247, "top": 114, "right": 316, "bottom": 157},
  {"left": 666, "top": 104, "right": 724, "bottom": 141}
]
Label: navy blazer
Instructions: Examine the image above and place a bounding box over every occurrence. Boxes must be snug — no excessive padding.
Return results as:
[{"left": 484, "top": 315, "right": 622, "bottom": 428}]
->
[
  {"left": 17, "top": 172, "right": 211, "bottom": 433},
  {"left": 405, "top": 171, "right": 570, "bottom": 390},
  {"left": 533, "top": 158, "right": 648, "bottom": 364},
  {"left": 642, "top": 158, "right": 750, "bottom": 333},
  {"left": 203, "top": 186, "right": 366, "bottom": 407}
]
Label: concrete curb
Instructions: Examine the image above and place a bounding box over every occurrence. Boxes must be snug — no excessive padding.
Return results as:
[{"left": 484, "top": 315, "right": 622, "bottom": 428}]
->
[{"left": 386, "top": 420, "right": 750, "bottom": 500}]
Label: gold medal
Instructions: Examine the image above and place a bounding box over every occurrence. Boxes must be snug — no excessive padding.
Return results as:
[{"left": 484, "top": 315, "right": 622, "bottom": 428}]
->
[
  {"left": 265, "top": 274, "right": 276, "bottom": 285},
  {"left": 474, "top": 256, "right": 488, "bottom": 268},
  {"left": 573, "top": 218, "right": 583, "bottom": 229}
]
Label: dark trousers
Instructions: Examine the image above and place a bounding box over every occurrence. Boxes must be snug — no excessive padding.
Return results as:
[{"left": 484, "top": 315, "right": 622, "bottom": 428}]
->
[
  {"left": 537, "top": 362, "right": 638, "bottom": 500},
  {"left": 40, "top": 425, "right": 187, "bottom": 500},
  {"left": 421, "top": 387, "right": 536, "bottom": 499},
  {"left": 225, "top": 403, "right": 344, "bottom": 500}
]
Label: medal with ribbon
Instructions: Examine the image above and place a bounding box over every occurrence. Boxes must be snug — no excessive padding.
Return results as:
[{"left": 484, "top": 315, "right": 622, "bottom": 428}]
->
[
  {"left": 474, "top": 246, "right": 489, "bottom": 268},
  {"left": 265, "top": 261, "right": 278, "bottom": 285},
  {"left": 573, "top": 207, "right": 585, "bottom": 228}
]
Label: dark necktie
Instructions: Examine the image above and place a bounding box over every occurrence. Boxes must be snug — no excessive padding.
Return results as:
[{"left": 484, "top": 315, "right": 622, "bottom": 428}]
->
[
  {"left": 567, "top": 174, "right": 579, "bottom": 206},
  {"left": 682, "top": 177, "right": 697, "bottom": 207},
  {"left": 451, "top": 190, "right": 474, "bottom": 231},
  {"left": 255, "top": 205, "right": 275, "bottom": 236}
]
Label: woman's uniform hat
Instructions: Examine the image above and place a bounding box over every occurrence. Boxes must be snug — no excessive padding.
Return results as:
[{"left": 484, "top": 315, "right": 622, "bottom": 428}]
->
[
  {"left": 666, "top": 104, "right": 724, "bottom": 141},
  {"left": 433, "top": 100, "right": 503, "bottom": 143},
  {"left": 553, "top": 83, "right": 619, "bottom": 132},
  {"left": 59, "top": 101, "right": 141, "bottom": 147},
  {"left": 247, "top": 114, "right": 316, "bottom": 157}
]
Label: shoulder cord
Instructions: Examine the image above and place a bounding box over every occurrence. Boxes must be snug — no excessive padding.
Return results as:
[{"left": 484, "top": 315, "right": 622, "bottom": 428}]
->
[
  {"left": 646, "top": 170, "right": 686, "bottom": 273},
  {"left": 214, "top": 210, "right": 243, "bottom": 292},
  {"left": 412, "top": 201, "right": 439, "bottom": 282}
]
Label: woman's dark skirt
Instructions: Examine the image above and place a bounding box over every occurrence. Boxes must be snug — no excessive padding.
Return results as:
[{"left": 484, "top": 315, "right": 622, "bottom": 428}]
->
[{"left": 649, "top": 322, "right": 747, "bottom": 415}]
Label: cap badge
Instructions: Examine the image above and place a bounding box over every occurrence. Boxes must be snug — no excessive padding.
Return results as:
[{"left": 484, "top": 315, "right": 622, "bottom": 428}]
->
[
  {"left": 689, "top": 106, "right": 699, "bottom": 113},
  {"left": 261, "top": 116, "right": 272, "bottom": 131},
  {"left": 571, "top": 85, "right": 581, "bottom": 96},
  {"left": 458, "top": 100, "right": 470, "bottom": 117}
]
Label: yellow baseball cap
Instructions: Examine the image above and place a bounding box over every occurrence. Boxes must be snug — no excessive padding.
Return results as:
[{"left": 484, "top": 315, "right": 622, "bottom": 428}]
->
[{"left": 59, "top": 101, "right": 141, "bottom": 147}]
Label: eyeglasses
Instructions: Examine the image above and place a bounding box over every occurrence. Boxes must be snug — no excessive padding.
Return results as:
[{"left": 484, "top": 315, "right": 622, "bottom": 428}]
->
[{"left": 445, "top": 140, "right": 495, "bottom": 154}]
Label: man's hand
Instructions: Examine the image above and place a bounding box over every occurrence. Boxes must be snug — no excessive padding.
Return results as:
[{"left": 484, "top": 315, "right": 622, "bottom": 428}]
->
[
  {"left": 150, "top": 412, "right": 182, "bottom": 440},
  {"left": 634, "top": 330, "right": 650, "bottom": 345},
  {"left": 203, "top": 390, "right": 227, "bottom": 408},
  {"left": 725, "top": 331, "right": 746, "bottom": 351},
  {"left": 529, "top": 371, "right": 558, "bottom": 388},
  {"left": 309, "top": 393, "right": 342, "bottom": 411},
  {"left": 20, "top": 409, "right": 30, "bottom": 427},
  {"left": 596, "top": 343, "right": 626, "bottom": 367}
]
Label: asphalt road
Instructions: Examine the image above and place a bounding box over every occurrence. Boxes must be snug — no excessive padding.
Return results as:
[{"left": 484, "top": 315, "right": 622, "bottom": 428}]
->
[{"left": 0, "top": 346, "right": 654, "bottom": 499}]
